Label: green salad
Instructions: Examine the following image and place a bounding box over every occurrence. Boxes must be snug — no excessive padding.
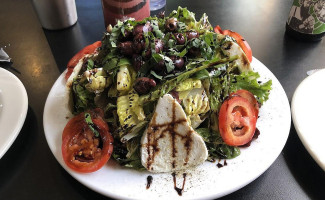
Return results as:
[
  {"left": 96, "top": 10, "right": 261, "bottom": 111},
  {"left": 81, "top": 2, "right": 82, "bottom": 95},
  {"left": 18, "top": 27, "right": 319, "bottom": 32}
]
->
[{"left": 68, "top": 7, "right": 272, "bottom": 170}]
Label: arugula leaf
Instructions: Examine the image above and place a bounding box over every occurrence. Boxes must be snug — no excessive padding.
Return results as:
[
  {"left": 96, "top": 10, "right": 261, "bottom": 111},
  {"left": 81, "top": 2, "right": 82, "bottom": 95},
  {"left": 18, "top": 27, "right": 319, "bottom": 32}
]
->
[
  {"left": 113, "top": 137, "right": 145, "bottom": 170},
  {"left": 72, "top": 80, "right": 95, "bottom": 114},
  {"left": 195, "top": 127, "right": 241, "bottom": 160},
  {"left": 207, "top": 144, "right": 241, "bottom": 160},
  {"left": 84, "top": 112, "right": 100, "bottom": 137},
  {"left": 150, "top": 19, "right": 164, "bottom": 38},
  {"left": 87, "top": 59, "right": 94, "bottom": 70},
  {"left": 150, "top": 70, "right": 163, "bottom": 80},
  {"left": 209, "top": 74, "right": 231, "bottom": 111},
  {"left": 195, "top": 128, "right": 210, "bottom": 142},
  {"left": 192, "top": 69, "right": 209, "bottom": 80}
]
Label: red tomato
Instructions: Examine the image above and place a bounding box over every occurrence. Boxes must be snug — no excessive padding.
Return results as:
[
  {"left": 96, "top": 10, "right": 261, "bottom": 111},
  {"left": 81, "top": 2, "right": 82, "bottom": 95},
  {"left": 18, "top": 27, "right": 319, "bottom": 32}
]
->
[
  {"left": 230, "top": 89, "right": 259, "bottom": 118},
  {"left": 62, "top": 108, "right": 113, "bottom": 173},
  {"left": 218, "top": 96, "right": 257, "bottom": 146},
  {"left": 65, "top": 41, "right": 102, "bottom": 80},
  {"left": 214, "top": 25, "right": 252, "bottom": 63}
]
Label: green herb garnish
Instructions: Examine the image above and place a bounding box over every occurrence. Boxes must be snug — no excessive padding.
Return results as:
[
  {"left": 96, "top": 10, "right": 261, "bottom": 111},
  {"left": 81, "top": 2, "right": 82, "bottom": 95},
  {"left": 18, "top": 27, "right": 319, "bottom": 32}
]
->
[{"left": 84, "top": 112, "right": 100, "bottom": 138}]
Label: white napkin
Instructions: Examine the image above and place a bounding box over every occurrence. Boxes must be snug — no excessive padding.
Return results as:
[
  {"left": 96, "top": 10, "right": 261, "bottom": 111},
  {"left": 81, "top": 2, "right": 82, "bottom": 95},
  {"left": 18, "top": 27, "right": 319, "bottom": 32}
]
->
[{"left": 0, "top": 48, "right": 11, "bottom": 62}]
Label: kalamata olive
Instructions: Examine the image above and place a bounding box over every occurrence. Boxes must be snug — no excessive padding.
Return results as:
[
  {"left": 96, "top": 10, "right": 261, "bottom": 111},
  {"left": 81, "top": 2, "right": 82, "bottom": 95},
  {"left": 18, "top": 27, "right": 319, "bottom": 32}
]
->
[
  {"left": 133, "top": 33, "right": 145, "bottom": 54},
  {"left": 169, "top": 55, "right": 176, "bottom": 62},
  {"left": 188, "top": 47, "right": 200, "bottom": 57},
  {"left": 173, "top": 33, "right": 185, "bottom": 45},
  {"left": 133, "top": 24, "right": 144, "bottom": 35},
  {"left": 118, "top": 41, "right": 134, "bottom": 56},
  {"left": 174, "top": 57, "right": 185, "bottom": 69},
  {"left": 134, "top": 77, "right": 156, "bottom": 95},
  {"left": 186, "top": 31, "right": 199, "bottom": 40},
  {"left": 132, "top": 54, "right": 144, "bottom": 71},
  {"left": 119, "top": 29, "right": 132, "bottom": 41},
  {"left": 154, "top": 39, "right": 164, "bottom": 53},
  {"left": 153, "top": 59, "right": 165, "bottom": 73},
  {"left": 133, "top": 22, "right": 152, "bottom": 35},
  {"left": 165, "top": 18, "right": 178, "bottom": 32},
  {"left": 169, "top": 55, "right": 184, "bottom": 69}
]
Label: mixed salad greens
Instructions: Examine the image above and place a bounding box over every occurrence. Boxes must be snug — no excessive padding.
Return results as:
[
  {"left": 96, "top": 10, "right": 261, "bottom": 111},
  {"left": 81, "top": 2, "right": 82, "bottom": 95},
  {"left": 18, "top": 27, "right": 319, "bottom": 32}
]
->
[{"left": 68, "top": 7, "right": 272, "bottom": 170}]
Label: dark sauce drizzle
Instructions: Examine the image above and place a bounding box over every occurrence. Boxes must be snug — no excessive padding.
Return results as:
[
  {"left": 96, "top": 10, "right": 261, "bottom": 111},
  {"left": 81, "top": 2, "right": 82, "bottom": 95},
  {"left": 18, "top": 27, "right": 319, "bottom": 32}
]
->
[
  {"left": 172, "top": 172, "right": 187, "bottom": 196},
  {"left": 217, "top": 159, "right": 228, "bottom": 168},
  {"left": 146, "top": 175, "right": 153, "bottom": 189},
  {"left": 240, "top": 128, "right": 260, "bottom": 147}
]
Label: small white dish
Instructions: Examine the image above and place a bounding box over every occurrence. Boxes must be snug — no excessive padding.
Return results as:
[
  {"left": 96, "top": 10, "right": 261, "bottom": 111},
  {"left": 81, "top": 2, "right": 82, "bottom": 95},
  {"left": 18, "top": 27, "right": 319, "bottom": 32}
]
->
[
  {"left": 292, "top": 69, "right": 325, "bottom": 171},
  {"left": 43, "top": 57, "right": 291, "bottom": 199},
  {"left": 0, "top": 68, "right": 28, "bottom": 159}
]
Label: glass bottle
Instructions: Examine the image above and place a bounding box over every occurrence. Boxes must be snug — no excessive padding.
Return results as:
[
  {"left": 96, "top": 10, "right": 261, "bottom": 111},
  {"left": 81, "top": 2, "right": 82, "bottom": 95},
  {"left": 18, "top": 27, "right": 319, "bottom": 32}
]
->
[
  {"left": 286, "top": 0, "right": 325, "bottom": 41},
  {"left": 101, "top": 0, "right": 150, "bottom": 28}
]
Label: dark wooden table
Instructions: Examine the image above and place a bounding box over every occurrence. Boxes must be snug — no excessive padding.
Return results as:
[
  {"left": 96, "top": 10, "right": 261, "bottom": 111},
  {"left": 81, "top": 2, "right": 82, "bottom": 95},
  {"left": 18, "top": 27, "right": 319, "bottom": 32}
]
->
[{"left": 0, "top": 0, "right": 324, "bottom": 199}]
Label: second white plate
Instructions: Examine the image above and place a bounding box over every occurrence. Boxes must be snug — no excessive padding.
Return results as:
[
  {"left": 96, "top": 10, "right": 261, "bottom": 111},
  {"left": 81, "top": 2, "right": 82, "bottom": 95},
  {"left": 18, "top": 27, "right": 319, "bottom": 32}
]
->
[
  {"left": 0, "top": 68, "right": 28, "bottom": 159},
  {"left": 292, "top": 69, "right": 325, "bottom": 171}
]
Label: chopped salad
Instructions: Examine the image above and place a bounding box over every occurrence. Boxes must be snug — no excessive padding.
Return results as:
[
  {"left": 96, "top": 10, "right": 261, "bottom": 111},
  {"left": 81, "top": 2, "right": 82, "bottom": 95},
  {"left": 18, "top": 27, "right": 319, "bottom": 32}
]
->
[{"left": 63, "top": 7, "right": 272, "bottom": 172}]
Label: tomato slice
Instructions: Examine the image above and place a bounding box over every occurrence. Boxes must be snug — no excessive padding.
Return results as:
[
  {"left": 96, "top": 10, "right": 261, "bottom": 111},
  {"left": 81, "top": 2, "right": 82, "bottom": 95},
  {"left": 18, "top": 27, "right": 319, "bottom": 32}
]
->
[
  {"left": 218, "top": 96, "right": 257, "bottom": 146},
  {"left": 65, "top": 41, "right": 102, "bottom": 80},
  {"left": 214, "top": 25, "right": 252, "bottom": 63},
  {"left": 62, "top": 108, "right": 113, "bottom": 173},
  {"left": 230, "top": 89, "right": 259, "bottom": 118}
]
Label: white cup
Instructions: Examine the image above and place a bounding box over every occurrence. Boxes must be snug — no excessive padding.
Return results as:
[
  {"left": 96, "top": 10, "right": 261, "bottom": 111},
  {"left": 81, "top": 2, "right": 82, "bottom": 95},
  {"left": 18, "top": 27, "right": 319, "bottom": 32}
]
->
[{"left": 32, "top": 0, "right": 78, "bottom": 30}]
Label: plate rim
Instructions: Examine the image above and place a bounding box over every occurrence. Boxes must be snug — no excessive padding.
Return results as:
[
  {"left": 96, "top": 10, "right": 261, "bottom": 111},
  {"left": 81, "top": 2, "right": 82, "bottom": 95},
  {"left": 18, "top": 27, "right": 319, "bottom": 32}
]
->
[
  {"left": 43, "top": 57, "right": 291, "bottom": 199},
  {"left": 0, "top": 68, "right": 28, "bottom": 159}
]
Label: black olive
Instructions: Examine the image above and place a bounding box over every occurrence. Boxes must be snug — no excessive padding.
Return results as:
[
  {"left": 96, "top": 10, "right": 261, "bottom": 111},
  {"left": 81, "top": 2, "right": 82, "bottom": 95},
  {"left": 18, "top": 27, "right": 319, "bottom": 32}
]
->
[
  {"left": 188, "top": 47, "right": 200, "bottom": 57},
  {"left": 118, "top": 41, "right": 134, "bottom": 56},
  {"left": 165, "top": 18, "right": 178, "bottom": 32},
  {"left": 186, "top": 31, "right": 199, "bottom": 40},
  {"left": 169, "top": 55, "right": 184, "bottom": 69},
  {"left": 133, "top": 24, "right": 144, "bottom": 35},
  {"left": 169, "top": 55, "right": 176, "bottom": 62},
  {"left": 134, "top": 77, "right": 157, "bottom": 95},
  {"left": 133, "top": 33, "right": 145, "bottom": 54},
  {"left": 133, "top": 22, "right": 152, "bottom": 35},
  {"left": 153, "top": 59, "right": 165, "bottom": 73},
  {"left": 173, "top": 33, "right": 185, "bottom": 45},
  {"left": 132, "top": 54, "right": 144, "bottom": 71},
  {"left": 174, "top": 57, "right": 185, "bottom": 69},
  {"left": 119, "top": 29, "right": 132, "bottom": 41}
]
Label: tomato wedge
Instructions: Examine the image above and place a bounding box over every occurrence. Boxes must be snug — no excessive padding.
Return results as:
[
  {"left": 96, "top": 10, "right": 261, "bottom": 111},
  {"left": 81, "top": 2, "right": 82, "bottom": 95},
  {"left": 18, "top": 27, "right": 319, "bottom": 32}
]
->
[
  {"left": 62, "top": 108, "right": 113, "bottom": 173},
  {"left": 218, "top": 96, "right": 257, "bottom": 146},
  {"left": 65, "top": 41, "right": 102, "bottom": 80},
  {"left": 214, "top": 25, "right": 252, "bottom": 63},
  {"left": 230, "top": 89, "right": 259, "bottom": 118}
]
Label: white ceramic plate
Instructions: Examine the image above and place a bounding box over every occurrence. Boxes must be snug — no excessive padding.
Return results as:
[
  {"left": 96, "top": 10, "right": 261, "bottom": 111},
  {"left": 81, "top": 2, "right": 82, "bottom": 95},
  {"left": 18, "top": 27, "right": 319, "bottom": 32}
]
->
[
  {"left": 0, "top": 68, "right": 28, "bottom": 159},
  {"left": 43, "top": 57, "right": 291, "bottom": 199},
  {"left": 291, "top": 69, "right": 325, "bottom": 171}
]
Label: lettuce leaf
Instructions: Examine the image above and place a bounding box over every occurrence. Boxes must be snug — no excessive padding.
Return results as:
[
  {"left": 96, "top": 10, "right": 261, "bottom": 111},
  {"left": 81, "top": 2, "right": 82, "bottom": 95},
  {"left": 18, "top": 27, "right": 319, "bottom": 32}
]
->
[
  {"left": 208, "top": 70, "right": 272, "bottom": 112},
  {"left": 230, "top": 71, "right": 272, "bottom": 105}
]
